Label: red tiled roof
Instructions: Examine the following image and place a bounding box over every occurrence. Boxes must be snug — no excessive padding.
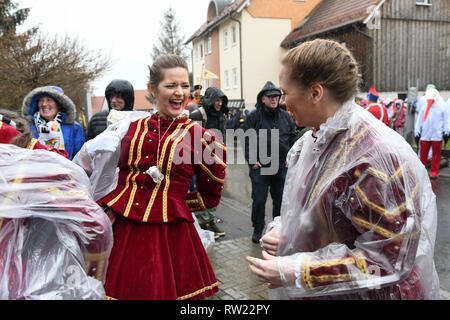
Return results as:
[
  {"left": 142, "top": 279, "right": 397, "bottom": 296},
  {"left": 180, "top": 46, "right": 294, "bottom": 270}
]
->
[
  {"left": 91, "top": 96, "right": 105, "bottom": 115},
  {"left": 281, "top": 0, "right": 381, "bottom": 48},
  {"left": 91, "top": 90, "right": 154, "bottom": 114},
  {"left": 133, "top": 90, "right": 154, "bottom": 111},
  {"left": 185, "top": 0, "right": 247, "bottom": 44}
]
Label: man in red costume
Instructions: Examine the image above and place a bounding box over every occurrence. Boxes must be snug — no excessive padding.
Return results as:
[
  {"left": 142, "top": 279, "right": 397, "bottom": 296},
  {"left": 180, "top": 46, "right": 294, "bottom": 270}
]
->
[{"left": 365, "top": 86, "right": 391, "bottom": 127}]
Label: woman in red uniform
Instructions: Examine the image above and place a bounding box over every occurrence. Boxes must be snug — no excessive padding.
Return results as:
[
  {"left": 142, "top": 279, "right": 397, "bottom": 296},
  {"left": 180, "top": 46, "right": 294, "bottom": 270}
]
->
[{"left": 75, "top": 54, "right": 226, "bottom": 300}]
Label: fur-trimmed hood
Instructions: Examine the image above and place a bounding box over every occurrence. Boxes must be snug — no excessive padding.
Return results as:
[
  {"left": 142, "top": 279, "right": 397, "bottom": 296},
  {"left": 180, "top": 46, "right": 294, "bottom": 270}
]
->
[{"left": 21, "top": 86, "right": 77, "bottom": 124}]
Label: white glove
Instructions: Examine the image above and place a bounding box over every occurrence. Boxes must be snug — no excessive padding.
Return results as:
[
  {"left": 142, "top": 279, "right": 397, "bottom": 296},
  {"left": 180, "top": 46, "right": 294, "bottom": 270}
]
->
[{"left": 85, "top": 130, "right": 122, "bottom": 157}]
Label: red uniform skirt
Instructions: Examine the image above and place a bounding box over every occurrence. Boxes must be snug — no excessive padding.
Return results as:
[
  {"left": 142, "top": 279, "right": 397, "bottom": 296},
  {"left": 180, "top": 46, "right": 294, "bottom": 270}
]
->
[{"left": 104, "top": 215, "right": 218, "bottom": 300}]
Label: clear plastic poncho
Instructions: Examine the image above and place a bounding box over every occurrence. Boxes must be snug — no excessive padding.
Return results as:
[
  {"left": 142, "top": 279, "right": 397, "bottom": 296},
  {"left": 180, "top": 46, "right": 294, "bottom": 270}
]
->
[
  {"left": 270, "top": 100, "right": 440, "bottom": 300},
  {"left": 0, "top": 144, "right": 113, "bottom": 299}
]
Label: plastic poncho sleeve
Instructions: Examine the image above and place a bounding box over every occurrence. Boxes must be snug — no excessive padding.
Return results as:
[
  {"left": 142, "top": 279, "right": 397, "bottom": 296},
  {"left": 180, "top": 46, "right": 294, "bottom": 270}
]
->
[{"left": 0, "top": 144, "right": 113, "bottom": 299}]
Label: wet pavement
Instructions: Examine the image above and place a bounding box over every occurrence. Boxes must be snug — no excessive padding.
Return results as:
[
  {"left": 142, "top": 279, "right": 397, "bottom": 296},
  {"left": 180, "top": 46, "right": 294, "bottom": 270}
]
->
[{"left": 206, "top": 144, "right": 450, "bottom": 300}]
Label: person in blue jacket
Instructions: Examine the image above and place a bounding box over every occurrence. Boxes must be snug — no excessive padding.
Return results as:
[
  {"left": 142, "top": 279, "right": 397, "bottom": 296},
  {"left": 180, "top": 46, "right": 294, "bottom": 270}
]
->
[{"left": 21, "top": 86, "right": 85, "bottom": 160}]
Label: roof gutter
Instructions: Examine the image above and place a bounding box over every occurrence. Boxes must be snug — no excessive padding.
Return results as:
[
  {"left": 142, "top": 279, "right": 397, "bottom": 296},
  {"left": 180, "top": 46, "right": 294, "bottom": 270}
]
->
[{"left": 237, "top": 0, "right": 250, "bottom": 13}]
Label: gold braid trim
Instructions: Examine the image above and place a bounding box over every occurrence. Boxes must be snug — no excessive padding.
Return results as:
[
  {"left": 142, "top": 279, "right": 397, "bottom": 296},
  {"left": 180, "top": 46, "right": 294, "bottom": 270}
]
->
[
  {"left": 196, "top": 193, "right": 207, "bottom": 211},
  {"left": 201, "top": 138, "right": 227, "bottom": 168},
  {"left": 310, "top": 274, "right": 353, "bottom": 284},
  {"left": 198, "top": 163, "right": 225, "bottom": 184},
  {"left": 308, "top": 257, "right": 356, "bottom": 269},
  {"left": 176, "top": 282, "right": 218, "bottom": 300},
  {"left": 354, "top": 250, "right": 369, "bottom": 274},
  {"left": 123, "top": 117, "right": 150, "bottom": 217},
  {"left": 107, "top": 118, "right": 145, "bottom": 209},
  {"left": 352, "top": 216, "right": 397, "bottom": 239},
  {"left": 301, "top": 256, "right": 313, "bottom": 289},
  {"left": 203, "top": 130, "right": 227, "bottom": 151},
  {"left": 366, "top": 162, "right": 407, "bottom": 183},
  {"left": 355, "top": 186, "right": 406, "bottom": 220},
  {"left": 142, "top": 123, "right": 185, "bottom": 223},
  {"left": 162, "top": 122, "right": 196, "bottom": 222},
  {"left": 83, "top": 251, "right": 109, "bottom": 281},
  {"left": 309, "top": 124, "right": 369, "bottom": 206},
  {"left": 26, "top": 138, "right": 39, "bottom": 150},
  {"left": 354, "top": 182, "right": 418, "bottom": 221}
]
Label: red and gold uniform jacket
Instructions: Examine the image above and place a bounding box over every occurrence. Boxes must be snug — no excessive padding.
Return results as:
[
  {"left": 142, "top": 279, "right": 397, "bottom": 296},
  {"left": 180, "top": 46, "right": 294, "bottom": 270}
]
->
[
  {"left": 98, "top": 113, "right": 226, "bottom": 223},
  {"left": 0, "top": 120, "right": 69, "bottom": 158},
  {"left": 275, "top": 101, "right": 439, "bottom": 300}
]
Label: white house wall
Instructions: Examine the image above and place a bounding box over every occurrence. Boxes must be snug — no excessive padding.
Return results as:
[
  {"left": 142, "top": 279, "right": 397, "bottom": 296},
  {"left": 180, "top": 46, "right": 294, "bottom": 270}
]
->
[
  {"left": 240, "top": 10, "right": 290, "bottom": 109},
  {"left": 219, "top": 19, "right": 242, "bottom": 100}
]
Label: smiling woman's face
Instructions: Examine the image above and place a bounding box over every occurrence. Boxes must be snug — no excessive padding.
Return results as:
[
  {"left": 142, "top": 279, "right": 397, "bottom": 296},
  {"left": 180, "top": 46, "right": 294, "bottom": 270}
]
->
[
  {"left": 150, "top": 67, "right": 190, "bottom": 119},
  {"left": 38, "top": 96, "right": 59, "bottom": 122}
]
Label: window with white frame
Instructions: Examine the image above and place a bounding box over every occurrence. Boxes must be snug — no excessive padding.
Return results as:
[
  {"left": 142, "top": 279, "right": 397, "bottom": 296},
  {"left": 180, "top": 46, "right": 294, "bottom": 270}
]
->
[
  {"left": 200, "top": 44, "right": 203, "bottom": 58},
  {"left": 225, "top": 70, "right": 230, "bottom": 89},
  {"left": 224, "top": 29, "right": 229, "bottom": 49},
  {"left": 207, "top": 35, "right": 212, "bottom": 54},
  {"left": 232, "top": 68, "right": 238, "bottom": 88},
  {"left": 232, "top": 25, "right": 237, "bottom": 45}
]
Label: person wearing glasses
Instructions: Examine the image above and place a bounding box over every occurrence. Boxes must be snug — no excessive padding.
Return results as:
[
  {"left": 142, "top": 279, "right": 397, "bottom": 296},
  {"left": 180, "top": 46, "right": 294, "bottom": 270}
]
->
[{"left": 242, "top": 81, "right": 297, "bottom": 244}]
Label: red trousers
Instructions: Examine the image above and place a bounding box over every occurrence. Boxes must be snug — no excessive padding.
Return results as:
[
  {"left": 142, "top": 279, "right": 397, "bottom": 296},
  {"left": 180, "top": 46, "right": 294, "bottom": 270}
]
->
[{"left": 419, "top": 140, "right": 442, "bottom": 178}]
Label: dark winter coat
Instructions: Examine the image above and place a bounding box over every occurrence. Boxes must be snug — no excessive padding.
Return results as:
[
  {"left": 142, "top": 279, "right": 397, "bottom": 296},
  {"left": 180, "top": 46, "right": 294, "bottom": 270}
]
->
[
  {"left": 190, "top": 87, "right": 229, "bottom": 140},
  {"left": 242, "top": 81, "right": 297, "bottom": 169},
  {"left": 87, "top": 79, "right": 134, "bottom": 140}
]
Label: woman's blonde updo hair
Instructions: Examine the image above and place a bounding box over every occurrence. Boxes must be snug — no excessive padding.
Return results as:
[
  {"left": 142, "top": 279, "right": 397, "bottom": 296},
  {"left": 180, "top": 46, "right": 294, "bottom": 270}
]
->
[
  {"left": 282, "top": 39, "right": 361, "bottom": 104},
  {"left": 149, "top": 54, "right": 189, "bottom": 88}
]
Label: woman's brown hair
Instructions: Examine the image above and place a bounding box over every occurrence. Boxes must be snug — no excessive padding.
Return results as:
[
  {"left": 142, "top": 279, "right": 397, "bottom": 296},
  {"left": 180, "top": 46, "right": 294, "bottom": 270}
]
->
[
  {"left": 0, "top": 108, "right": 32, "bottom": 148},
  {"left": 148, "top": 54, "right": 189, "bottom": 88},
  {"left": 282, "top": 39, "right": 361, "bottom": 104}
]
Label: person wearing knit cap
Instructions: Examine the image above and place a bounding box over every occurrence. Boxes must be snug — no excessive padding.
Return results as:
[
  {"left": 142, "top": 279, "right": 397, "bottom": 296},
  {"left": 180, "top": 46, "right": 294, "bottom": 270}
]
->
[
  {"left": 415, "top": 85, "right": 449, "bottom": 179},
  {"left": 365, "top": 85, "right": 391, "bottom": 127},
  {"left": 21, "top": 86, "right": 85, "bottom": 160}
]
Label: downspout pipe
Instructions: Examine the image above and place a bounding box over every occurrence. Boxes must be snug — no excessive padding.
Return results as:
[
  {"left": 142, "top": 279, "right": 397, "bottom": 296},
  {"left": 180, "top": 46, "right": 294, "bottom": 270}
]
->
[{"left": 229, "top": 11, "right": 244, "bottom": 101}]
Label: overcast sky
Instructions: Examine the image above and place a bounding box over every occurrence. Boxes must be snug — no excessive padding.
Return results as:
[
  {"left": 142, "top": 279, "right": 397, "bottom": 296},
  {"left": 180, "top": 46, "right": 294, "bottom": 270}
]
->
[{"left": 15, "top": 0, "right": 211, "bottom": 95}]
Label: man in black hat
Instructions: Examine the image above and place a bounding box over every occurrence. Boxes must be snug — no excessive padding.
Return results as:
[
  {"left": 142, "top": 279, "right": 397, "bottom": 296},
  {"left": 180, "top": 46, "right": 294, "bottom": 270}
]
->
[
  {"left": 242, "top": 81, "right": 297, "bottom": 243},
  {"left": 86, "top": 79, "right": 135, "bottom": 140}
]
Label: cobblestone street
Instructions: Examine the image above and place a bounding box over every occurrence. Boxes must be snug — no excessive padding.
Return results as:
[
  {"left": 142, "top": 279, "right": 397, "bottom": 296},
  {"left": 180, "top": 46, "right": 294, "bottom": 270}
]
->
[{"left": 207, "top": 237, "right": 269, "bottom": 300}]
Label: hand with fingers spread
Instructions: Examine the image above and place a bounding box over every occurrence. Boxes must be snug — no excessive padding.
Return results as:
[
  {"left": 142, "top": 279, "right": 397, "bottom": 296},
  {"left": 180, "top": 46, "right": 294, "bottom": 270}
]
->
[{"left": 246, "top": 251, "right": 295, "bottom": 289}]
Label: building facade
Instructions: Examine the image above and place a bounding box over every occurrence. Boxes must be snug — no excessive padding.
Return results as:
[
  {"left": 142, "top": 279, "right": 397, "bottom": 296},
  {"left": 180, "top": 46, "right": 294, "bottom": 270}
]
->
[
  {"left": 186, "top": 0, "right": 322, "bottom": 108},
  {"left": 282, "top": 0, "right": 450, "bottom": 92}
]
